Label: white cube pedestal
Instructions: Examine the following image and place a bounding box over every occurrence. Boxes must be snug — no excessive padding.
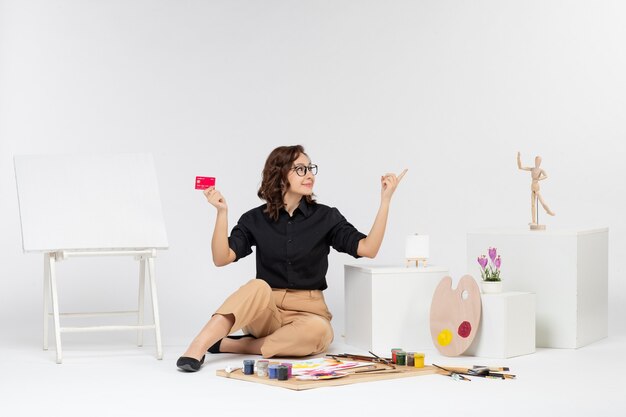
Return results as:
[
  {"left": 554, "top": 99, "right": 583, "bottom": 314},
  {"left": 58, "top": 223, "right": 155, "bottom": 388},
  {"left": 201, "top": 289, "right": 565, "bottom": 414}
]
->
[
  {"left": 466, "top": 292, "right": 535, "bottom": 358},
  {"left": 345, "top": 265, "right": 449, "bottom": 354},
  {"left": 467, "top": 228, "right": 608, "bottom": 348}
]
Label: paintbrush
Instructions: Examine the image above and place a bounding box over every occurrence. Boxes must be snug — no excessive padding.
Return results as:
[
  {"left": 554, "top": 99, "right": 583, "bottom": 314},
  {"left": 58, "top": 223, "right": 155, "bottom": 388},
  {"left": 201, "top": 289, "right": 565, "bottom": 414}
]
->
[
  {"left": 473, "top": 365, "right": 510, "bottom": 372},
  {"left": 442, "top": 366, "right": 516, "bottom": 380},
  {"left": 329, "top": 353, "right": 389, "bottom": 361},
  {"left": 342, "top": 364, "right": 377, "bottom": 373},
  {"left": 490, "top": 372, "right": 517, "bottom": 380},
  {"left": 353, "top": 368, "right": 402, "bottom": 375},
  {"left": 368, "top": 350, "right": 394, "bottom": 366},
  {"left": 327, "top": 353, "right": 395, "bottom": 369},
  {"left": 432, "top": 364, "right": 471, "bottom": 381}
]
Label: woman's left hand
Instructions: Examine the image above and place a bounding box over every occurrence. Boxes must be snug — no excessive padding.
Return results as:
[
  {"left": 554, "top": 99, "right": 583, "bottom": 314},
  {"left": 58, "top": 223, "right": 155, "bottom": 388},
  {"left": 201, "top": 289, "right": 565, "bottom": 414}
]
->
[{"left": 380, "top": 169, "right": 407, "bottom": 201}]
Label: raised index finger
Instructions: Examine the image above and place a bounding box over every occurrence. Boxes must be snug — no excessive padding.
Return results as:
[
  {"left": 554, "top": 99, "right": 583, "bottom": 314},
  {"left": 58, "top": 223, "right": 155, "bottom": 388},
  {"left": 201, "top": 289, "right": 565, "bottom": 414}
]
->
[{"left": 397, "top": 168, "right": 408, "bottom": 182}]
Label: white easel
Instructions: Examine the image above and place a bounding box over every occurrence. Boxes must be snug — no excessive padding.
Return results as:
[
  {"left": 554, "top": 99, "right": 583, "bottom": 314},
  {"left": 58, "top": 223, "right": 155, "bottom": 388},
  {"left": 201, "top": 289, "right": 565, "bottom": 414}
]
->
[{"left": 15, "top": 153, "right": 169, "bottom": 363}]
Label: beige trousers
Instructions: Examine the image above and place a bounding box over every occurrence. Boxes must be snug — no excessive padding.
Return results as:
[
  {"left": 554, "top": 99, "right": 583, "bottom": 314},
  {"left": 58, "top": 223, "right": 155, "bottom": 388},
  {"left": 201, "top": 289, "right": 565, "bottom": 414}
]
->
[{"left": 214, "top": 279, "right": 334, "bottom": 358}]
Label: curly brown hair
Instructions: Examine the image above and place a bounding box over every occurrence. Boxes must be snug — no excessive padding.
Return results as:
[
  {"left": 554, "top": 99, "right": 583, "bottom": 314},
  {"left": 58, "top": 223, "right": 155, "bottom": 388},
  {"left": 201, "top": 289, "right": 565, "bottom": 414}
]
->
[{"left": 257, "top": 145, "right": 316, "bottom": 221}]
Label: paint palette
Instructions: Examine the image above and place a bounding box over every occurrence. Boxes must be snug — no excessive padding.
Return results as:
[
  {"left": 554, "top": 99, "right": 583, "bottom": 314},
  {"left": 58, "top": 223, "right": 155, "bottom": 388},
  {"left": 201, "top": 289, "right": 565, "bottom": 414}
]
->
[{"left": 429, "top": 275, "right": 481, "bottom": 356}]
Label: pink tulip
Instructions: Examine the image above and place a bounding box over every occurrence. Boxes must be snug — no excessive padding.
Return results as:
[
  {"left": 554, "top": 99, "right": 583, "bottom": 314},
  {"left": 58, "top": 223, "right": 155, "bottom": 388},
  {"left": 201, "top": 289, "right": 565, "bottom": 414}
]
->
[
  {"left": 477, "top": 255, "right": 488, "bottom": 269},
  {"left": 488, "top": 247, "right": 497, "bottom": 263},
  {"left": 495, "top": 255, "right": 501, "bottom": 269}
]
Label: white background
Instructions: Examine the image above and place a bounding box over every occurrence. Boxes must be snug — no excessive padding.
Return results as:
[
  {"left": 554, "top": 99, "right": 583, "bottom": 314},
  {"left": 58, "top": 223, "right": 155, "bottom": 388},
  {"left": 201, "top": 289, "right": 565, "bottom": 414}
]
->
[{"left": 1, "top": 0, "right": 625, "bottom": 351}]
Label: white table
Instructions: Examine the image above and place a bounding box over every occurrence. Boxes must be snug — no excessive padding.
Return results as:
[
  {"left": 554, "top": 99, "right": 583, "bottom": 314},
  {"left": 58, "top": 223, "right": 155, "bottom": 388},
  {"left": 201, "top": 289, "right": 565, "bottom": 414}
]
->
[
  {"left": 467, "top": 228, "right": 608, "bottom": 348},
  {"left": 344, "top": 264, "right": 449, "bottom": 354},
  {"left": 465, "top": 291, "right": 536, "bottom": 358}
]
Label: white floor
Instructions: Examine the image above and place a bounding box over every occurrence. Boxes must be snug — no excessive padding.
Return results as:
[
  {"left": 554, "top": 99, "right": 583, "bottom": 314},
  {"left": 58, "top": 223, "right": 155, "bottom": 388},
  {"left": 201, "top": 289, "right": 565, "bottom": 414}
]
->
[{"left": 2, "top": 335, "right": 625, "bottom": 417}]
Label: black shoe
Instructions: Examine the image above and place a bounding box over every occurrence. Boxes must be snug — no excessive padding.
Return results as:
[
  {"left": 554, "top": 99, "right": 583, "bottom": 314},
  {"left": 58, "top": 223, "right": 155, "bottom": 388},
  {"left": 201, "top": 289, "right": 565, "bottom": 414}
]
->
[
  {"left": 208, "top": 334, "right": 257, "bottom": 354},
  {"left": 176, "top": 355, "right": 205, "bottom": 372}
]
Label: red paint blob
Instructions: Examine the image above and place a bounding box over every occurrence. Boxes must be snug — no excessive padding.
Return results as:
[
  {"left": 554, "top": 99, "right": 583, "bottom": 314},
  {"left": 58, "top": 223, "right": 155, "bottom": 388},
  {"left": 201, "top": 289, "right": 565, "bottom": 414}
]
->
[{"left": 458, "top": 321, "right": 472, "bottom": 338}]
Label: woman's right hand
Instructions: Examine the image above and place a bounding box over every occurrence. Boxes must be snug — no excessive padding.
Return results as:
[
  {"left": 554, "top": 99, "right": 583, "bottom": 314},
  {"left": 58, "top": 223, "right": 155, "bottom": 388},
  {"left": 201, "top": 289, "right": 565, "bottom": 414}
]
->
[{"left": 203, "top": 186, "right": 228, "bottom": 212}]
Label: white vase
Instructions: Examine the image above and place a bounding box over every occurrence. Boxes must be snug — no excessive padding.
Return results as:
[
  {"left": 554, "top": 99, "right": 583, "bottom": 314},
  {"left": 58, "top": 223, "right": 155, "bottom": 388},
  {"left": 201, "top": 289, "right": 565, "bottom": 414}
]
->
[{"left": 481, "top": 281, "right": 502, "bottom": 294}]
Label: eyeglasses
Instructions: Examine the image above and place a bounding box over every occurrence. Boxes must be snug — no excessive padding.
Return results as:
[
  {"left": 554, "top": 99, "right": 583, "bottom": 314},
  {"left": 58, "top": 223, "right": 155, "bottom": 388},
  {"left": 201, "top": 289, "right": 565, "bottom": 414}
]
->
[{"left": 291, "top": 164, "right": 318, "bottom": 177}]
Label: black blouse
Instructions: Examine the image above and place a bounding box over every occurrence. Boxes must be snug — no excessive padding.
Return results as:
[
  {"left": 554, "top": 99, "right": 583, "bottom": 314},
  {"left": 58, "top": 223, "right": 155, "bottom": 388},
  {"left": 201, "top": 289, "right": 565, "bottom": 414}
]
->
[{"left": 228, "top": 198, "right": 366, "bottom": 290}]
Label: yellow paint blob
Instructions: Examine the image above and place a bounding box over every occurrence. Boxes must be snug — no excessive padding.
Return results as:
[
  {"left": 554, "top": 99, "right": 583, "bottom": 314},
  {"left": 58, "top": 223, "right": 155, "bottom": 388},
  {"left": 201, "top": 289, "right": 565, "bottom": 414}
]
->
[{"left": 437, "top": 329, "right": 453, "bottom": 346}]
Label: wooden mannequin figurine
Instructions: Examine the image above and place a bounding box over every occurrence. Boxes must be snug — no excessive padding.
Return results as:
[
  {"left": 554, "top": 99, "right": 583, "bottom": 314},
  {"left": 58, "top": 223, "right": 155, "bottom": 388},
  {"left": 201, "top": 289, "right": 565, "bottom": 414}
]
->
[{"left": 517, "top": 152, "right": 555, "bottom": 230}]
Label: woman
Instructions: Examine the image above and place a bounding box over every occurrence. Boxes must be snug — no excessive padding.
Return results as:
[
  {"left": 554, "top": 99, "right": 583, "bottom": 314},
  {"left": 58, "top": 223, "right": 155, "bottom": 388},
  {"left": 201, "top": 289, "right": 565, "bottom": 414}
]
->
[{"left": 177, "top": 145, "right": 405, "bottom": 371}]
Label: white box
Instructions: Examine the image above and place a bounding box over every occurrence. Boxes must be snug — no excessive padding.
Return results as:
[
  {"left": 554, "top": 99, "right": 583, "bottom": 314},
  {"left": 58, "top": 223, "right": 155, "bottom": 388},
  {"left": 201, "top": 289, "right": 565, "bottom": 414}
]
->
[
  {"left": 467, "top": 228, "right": 608, "bottom": 348},
  {"left": 345, "top": 264, "right": 449, "bottom": 354},
  {"left": 466, "top": 292, "right": 536, "bottom": 358}
]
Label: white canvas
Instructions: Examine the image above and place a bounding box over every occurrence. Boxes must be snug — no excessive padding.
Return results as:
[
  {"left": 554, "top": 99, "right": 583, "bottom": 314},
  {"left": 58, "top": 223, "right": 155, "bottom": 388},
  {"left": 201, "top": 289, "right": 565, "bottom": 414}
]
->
[{"left": 14, "top": 153, "right": 169, "bottom": 252}]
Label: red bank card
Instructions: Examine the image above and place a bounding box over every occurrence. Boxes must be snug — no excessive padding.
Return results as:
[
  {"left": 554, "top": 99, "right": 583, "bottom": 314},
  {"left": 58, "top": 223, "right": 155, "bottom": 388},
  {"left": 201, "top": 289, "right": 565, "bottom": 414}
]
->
[{"left": 195, "top": 176, "right": 216, "bottom": 190}]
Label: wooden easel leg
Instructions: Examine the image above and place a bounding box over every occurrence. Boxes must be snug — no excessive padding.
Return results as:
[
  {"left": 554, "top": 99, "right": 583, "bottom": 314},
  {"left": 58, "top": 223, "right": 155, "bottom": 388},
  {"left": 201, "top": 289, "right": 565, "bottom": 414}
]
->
[
  {"left": 43, "top": 253, "right": 50, "bottom": 351},
  {"left": 147, "top": 257, "right": 163, "bottom": 360},
  {"left": 48, "top": 254, "right": 63, "bottom": 364},
  {"left": 137, "top": 258, "right": 146, "bottom": 347}
]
